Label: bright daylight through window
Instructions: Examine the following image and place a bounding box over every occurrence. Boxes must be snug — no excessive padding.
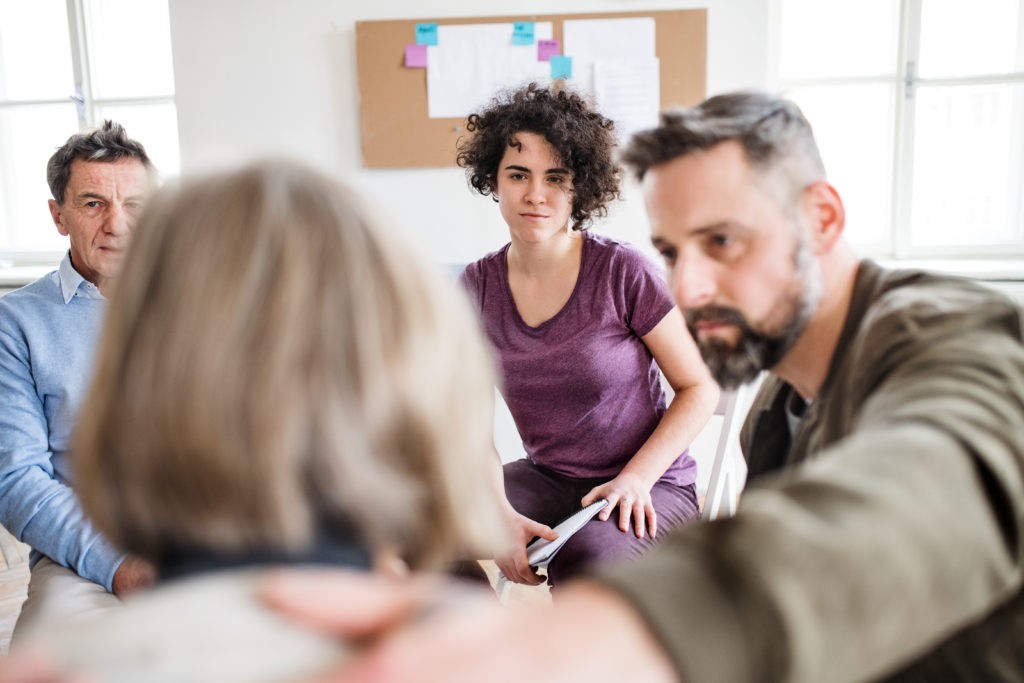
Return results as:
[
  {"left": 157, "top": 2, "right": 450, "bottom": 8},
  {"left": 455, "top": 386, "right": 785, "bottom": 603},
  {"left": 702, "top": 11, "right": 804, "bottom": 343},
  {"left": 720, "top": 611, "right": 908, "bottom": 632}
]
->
[
  {"left": 0, "top": 0, "right": 178, "bottom": 267},
  {"left": 772, "top": 0, "right": 1024, "bottom": 259}
]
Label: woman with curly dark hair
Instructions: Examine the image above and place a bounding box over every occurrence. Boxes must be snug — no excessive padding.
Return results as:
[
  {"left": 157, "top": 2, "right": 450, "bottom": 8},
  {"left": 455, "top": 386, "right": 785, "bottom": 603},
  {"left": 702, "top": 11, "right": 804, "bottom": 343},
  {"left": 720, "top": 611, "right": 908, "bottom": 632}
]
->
[{"left": 456, "top": 83, "right": 718, "bottom": 589}]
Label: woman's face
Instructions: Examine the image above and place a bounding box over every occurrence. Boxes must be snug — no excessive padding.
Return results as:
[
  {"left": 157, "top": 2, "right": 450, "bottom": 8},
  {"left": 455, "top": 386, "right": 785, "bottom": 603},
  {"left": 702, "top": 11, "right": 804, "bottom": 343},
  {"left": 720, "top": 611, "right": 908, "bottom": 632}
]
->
[{"left": 494, "top": 131, "right": 574, "bottom": 244}]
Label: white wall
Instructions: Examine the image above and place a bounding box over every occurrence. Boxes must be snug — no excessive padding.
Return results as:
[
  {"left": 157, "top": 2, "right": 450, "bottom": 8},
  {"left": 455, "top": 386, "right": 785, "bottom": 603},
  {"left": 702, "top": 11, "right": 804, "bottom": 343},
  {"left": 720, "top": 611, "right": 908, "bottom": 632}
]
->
[
  {"left": 167, "top": 1, "right": 769, "bottom": 480},
  {"left": 167, "top": 0, "right": 769, "bottom": 265}
]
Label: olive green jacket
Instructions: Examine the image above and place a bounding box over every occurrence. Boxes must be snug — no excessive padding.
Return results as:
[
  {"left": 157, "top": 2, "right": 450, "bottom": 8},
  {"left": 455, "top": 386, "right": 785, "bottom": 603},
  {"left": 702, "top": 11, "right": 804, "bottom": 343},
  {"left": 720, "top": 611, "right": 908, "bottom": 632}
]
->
[{"left": 596, "top": 260, "right": 1024, "bottom": 683}]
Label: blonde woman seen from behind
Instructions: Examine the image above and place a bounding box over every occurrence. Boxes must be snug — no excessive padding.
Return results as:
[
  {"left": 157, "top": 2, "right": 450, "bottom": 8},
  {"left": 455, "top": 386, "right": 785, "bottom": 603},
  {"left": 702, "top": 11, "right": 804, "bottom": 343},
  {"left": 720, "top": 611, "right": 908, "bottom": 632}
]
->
[{"left": 12, "top": 160, "right": 506, "bottom": 683}]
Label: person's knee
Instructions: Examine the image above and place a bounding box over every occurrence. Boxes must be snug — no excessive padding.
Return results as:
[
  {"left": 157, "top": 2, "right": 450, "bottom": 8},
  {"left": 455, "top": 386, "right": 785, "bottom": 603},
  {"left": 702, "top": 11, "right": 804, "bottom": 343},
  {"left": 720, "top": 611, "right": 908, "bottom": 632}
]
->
[
  {"left": 546, "top": 520, "right": 645, "bottom": 587},
  {"left": 14, "top": 559, "right": 119, "bottom": 642}
]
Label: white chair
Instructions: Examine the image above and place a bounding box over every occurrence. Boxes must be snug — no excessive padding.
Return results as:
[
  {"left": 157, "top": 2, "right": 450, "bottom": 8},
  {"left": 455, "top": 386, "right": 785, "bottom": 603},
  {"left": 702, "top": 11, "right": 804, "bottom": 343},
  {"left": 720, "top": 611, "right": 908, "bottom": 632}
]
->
[
  {"left": 491, "top": 376, "right": 763, "bottom": 601},
  {"left": 700, "top": 377, "right": 761, "bottom": 520}
]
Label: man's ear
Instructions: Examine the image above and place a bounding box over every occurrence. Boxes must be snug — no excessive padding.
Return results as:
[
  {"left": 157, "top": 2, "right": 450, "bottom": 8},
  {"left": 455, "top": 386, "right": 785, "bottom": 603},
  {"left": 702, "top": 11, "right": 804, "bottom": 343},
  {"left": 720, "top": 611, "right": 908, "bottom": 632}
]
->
[
  {"left": 802, "top": 180, "right": 845, "bottom": 254},
  {"left": 48, "top": 199, "right": 69, "bottom": 237}
]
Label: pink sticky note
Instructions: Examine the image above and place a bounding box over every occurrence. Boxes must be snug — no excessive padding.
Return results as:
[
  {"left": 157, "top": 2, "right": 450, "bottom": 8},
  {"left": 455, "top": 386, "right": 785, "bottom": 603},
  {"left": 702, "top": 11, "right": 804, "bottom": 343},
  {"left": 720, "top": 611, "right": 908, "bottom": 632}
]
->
[
  {"left": 538, "top": 39, "right": 560, "bottom": 61},
  {"left": 405, "top": 43, "right": 428, "bottom": 68}
]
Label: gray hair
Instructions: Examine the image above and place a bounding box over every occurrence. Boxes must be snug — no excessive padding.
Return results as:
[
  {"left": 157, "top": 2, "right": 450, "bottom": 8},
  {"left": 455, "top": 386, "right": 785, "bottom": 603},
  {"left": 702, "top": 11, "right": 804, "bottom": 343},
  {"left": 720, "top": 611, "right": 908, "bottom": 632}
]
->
[
  {"left": 74, "top": 160, "right": 506, "bottom": 570},
  {"left": 621, "top": 91, "right": 826, "bottom": 206},
  {"left": 46, "top": 120, "right": 154, "bottom": 204}
]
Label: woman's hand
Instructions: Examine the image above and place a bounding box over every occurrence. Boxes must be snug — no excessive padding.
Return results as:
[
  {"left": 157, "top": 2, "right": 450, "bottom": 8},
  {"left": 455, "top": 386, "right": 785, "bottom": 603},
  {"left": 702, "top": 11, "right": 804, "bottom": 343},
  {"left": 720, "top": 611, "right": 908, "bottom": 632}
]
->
[
  {"left": 582, "top": 472, "right": 656, "bottom": 539},
  {"left": 495, "top": 505, "right": 557, "bottom": 585}
]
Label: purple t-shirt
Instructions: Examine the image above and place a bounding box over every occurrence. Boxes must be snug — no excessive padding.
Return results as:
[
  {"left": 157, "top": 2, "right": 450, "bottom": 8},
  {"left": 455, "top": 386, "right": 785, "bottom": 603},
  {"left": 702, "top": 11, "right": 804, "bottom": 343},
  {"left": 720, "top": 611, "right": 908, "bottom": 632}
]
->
[{"left": 459, "top": 232, "right": 696, "bottom": 487}]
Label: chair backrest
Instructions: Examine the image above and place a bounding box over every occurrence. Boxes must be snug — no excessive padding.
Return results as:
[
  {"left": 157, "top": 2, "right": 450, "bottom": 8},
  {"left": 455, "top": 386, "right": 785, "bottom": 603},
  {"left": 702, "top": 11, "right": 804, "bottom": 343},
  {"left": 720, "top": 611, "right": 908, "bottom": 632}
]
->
[{"left": 701, "top": 376, "right": 762, "bottom": 521}]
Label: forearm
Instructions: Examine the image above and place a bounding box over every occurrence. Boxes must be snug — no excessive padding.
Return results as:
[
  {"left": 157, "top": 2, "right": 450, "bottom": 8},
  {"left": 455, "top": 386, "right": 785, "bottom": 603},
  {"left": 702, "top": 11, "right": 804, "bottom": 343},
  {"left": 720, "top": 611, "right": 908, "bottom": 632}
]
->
[
  {"left": 0, "top": 469, "right": 124, "bottom": 590},
  {"left": 621, "top": 379, "right": 719, "bottom": 487},
  {"left": 488, "top": 453, "right": 517, "bottom": 515},
  {"left": 595, "top": 424, "right": 1023, "bottom": 683}
]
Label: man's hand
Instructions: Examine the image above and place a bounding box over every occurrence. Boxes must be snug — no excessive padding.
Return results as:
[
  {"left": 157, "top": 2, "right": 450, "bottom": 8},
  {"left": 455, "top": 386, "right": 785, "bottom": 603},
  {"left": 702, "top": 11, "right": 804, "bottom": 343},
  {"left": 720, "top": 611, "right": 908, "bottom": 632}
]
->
[
  {"left": 582, "top": 471, "right": 657, "bottom": 539},
  {"left": 0, "top": 651, "right": 82, "bottom": 683},
  {"left": 496, "top": 506, "right": 557, "bottom": 585},
  {"left": 111, "top": 555, "right": 156, "bottom": 596},
  {"left": 261, "top": 569, "right": 679, "bottom": 683}
]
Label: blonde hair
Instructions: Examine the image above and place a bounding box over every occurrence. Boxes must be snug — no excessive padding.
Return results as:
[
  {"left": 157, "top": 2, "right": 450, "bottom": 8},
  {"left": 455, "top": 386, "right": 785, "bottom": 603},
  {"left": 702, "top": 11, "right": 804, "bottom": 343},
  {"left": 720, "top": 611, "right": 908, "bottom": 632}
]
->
[{"left": 74, "top": 160, "right": 504, "bottom": 569}]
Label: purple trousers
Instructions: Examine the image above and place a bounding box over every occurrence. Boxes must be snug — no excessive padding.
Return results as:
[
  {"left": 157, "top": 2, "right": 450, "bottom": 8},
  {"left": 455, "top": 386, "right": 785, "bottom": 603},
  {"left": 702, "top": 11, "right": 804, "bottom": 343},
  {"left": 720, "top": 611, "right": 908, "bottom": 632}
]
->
[{"left": 503, "top": 458, "right": 699, "bottom": 587}]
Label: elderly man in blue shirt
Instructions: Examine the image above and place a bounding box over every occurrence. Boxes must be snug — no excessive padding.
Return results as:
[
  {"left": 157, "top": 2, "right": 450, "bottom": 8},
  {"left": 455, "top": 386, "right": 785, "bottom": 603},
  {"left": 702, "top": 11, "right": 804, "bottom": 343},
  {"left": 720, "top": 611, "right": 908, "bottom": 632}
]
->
[{"left": 0, "top": 121, "right": 157, "bottom": 639}]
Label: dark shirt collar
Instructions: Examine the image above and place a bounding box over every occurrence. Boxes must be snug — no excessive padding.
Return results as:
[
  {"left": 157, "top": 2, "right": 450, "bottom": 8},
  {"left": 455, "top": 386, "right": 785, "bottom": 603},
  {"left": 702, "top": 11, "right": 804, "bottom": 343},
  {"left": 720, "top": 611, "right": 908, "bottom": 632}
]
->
[{"left": 156, "top": 522, "right": 372, "bottom": 583}]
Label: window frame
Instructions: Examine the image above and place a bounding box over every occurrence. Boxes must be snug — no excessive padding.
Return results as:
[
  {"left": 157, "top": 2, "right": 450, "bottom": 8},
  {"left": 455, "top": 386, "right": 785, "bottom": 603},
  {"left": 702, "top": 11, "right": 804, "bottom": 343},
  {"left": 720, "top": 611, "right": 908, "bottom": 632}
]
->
[
  {"left": 0, "top": 0, "right": 176, "bottom": 273},
  {"left": 768, "top": 0, "right": 1024, "bottom": 261}
]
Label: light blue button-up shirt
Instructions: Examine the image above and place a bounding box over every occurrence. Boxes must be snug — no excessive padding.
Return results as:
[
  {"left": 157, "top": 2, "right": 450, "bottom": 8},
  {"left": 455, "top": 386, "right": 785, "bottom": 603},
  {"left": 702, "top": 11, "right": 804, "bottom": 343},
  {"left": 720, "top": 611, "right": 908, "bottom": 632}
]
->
[{"left": 0, "top": 253, "right": 125, "bottom": 590}]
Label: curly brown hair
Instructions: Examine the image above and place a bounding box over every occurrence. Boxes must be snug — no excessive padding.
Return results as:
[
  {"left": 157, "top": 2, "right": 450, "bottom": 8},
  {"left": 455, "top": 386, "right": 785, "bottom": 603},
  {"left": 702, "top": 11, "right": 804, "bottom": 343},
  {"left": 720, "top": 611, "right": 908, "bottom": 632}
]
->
[{"left": 456, "top": 83, "right": 621, "bottom": 231}]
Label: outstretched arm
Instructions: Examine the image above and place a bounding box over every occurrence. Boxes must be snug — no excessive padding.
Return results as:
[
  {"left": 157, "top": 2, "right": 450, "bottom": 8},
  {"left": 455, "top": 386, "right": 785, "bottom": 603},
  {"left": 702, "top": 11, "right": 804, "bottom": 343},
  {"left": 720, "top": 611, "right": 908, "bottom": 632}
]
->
[{"left": 261, "top": 569, "right": 679, "bottom": 683}]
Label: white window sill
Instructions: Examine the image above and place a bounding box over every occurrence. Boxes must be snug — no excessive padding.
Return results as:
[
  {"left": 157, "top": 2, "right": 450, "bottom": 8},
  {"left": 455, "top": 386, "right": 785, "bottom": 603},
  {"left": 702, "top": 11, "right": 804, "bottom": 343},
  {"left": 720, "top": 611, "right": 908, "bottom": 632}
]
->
[
  {"left": 0, "top": 265, "right": 53, "bottom": 289},
  {"left": 875, "top": 258, "right": 1024, "bottom": 282}
]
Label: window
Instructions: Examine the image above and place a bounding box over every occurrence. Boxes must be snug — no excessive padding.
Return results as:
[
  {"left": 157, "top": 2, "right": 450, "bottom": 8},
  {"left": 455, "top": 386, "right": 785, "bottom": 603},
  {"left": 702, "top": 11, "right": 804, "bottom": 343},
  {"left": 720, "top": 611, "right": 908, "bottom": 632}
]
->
[
  {"left": 770, "top": 0, "right": 1024, "bottom": 259},
  {"left": 0, "top": 0, "right": 178, "bottom": 266}
]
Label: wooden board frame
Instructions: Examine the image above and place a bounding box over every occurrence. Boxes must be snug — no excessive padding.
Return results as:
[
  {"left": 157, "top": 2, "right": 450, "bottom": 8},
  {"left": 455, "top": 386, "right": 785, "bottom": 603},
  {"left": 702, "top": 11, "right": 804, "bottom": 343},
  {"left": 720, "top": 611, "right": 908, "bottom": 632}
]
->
[{"left": 355, "top": 10, "right": 706, "bottom": 168}]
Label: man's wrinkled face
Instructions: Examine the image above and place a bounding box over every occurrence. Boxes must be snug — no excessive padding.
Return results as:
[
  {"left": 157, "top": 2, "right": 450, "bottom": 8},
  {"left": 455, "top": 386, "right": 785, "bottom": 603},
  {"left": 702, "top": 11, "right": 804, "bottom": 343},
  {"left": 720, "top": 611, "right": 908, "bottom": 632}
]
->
[{"left": 48, "top": 158, "right": 150, "bottom": 290}]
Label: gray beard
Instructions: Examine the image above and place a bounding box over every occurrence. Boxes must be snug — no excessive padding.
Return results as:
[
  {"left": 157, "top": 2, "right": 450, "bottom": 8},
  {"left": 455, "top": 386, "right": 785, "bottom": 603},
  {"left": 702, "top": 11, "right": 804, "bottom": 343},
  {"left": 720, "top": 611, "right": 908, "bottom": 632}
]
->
[
  {"left": 687, "top": 304, "right": 805, "bottom": 390},
  {"left": 686, "top": 243, "right": 821, "bottom": 390}
]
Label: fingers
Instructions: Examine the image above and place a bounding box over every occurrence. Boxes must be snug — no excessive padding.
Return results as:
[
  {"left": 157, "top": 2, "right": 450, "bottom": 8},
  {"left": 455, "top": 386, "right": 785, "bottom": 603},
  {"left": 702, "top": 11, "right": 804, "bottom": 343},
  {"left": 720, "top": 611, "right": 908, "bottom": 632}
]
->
[
  {"left": 517, "top": 564, "right": 545, "bottom": 586},
  {"left": 262, "top": 569, "right": 434, "bottom": 636},
  {"left": 632, "top": 499, "right": 659, "bottom": 539},
  {"left": 524, "top": 518, "right": 558, "bottom": 542},
  {"left": 632, "top": 501, "right": 646, "bottom": 538},
  {"left": 582, "top": 485, "right": 607, "bottom": 517},
  {"left": 504, "top": 513, "right": 555, "bottom": 584},
  {"left": 497, "top": 548, "right": 543, "bottom": 586},
  {"left": 598, "top": 494, "right": 656, "bottom": 539},
  {"left": 617, "top": 498, "right": 633, "bottom": 534},
  {"left": 597, "top": 492, "right": 616, "bottom": 521}
]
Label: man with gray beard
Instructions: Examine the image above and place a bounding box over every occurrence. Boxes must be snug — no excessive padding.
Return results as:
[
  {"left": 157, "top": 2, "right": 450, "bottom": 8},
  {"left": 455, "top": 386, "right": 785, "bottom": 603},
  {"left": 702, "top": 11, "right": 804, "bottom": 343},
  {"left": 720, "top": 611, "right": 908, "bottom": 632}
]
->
[{"left": 258, "top": 91, "right": 1024, "bottom": 683}]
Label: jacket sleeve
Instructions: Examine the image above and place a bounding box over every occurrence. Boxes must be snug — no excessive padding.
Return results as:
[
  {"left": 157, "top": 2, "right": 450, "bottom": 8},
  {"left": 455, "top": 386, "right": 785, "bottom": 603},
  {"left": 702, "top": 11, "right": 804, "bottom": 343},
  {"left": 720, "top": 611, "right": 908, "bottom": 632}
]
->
[{"left": 591, "top": 292, "right": 1024, "bottom": 683}]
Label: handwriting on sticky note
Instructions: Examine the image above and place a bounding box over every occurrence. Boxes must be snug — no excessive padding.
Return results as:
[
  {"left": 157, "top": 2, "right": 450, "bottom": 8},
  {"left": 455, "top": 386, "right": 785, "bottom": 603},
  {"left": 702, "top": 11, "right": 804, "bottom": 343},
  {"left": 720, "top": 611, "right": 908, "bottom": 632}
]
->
[
  {"left": 404, "top": 44, "right": 428, "bottom": 68},
  {"left": 512, "top": 21, "right": 535, "bottom": 45},
  {"left": 415, "top": 23, "right": 438, "bottom": 46},
  {"left": 537, "top": 39, "right": 560, "bottom": 61},
  {"left": 550, "top": 55, "right": 572, "bottom": 80}
]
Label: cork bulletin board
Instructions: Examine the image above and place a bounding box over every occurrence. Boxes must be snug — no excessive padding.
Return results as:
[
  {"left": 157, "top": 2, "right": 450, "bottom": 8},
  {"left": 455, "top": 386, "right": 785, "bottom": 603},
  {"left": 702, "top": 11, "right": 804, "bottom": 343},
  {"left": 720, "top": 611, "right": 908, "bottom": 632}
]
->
[{"left": 354, "top": 9, "right": 707, "bottom": 168}]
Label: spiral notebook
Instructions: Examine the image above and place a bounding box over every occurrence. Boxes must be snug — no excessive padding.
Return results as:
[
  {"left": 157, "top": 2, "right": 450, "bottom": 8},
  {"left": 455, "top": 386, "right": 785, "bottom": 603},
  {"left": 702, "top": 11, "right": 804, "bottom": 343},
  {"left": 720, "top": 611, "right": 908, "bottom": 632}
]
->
[
  {"left": 526, "top": 499, "right": 609, "bottom": 569},
  {"left": 493, "top": 499, "right": 610, "bottom": 601}
]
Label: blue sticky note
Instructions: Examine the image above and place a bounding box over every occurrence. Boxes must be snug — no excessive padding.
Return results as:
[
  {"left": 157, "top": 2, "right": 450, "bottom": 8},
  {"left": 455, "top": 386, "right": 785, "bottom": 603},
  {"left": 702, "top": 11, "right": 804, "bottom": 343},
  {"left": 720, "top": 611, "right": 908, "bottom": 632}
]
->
[
  {"left": 415, "top": 23, "right": 439, "bottom": 46},
  {"left": 550, "top": 55, "right": 572, "bottom": 80},
  {"left": 512, "top": 21, "right": 535, "bottom": 45}
]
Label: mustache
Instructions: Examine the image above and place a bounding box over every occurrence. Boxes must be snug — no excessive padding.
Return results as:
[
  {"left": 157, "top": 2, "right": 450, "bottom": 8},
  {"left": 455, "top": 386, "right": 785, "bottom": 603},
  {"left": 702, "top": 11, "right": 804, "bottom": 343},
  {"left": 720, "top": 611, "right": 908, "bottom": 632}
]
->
[{"left": 684, "top": 305, "right": 753, "bottom": 334}]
